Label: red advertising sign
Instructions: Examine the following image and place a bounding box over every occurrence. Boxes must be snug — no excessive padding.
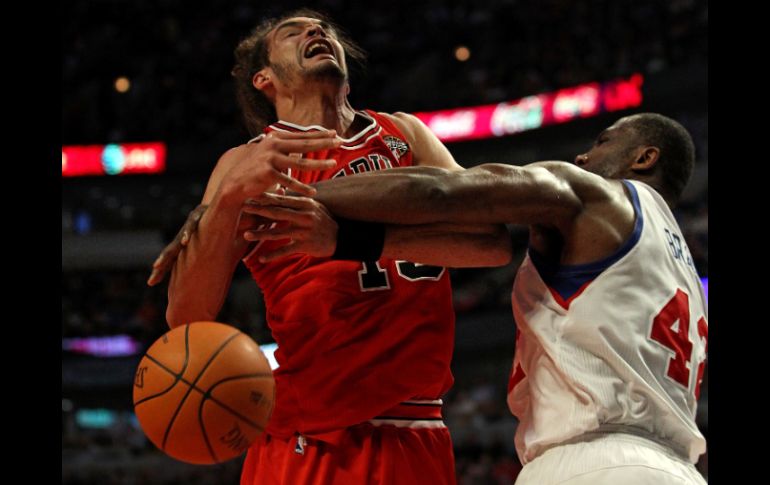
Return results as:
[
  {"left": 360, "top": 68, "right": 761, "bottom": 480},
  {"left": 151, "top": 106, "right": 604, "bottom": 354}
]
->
[
  {"left": 415, "top": 74, "right": 643, "bottom": 142},
  {"left": 62, "top": 142, "right": 166, "bottom": 177}
]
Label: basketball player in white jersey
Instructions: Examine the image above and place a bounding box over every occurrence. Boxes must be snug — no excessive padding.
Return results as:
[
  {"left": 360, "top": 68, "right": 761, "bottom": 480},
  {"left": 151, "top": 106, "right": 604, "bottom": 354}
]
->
[{"left": 240, "top": 112, "right": 708, "bottom": 484}]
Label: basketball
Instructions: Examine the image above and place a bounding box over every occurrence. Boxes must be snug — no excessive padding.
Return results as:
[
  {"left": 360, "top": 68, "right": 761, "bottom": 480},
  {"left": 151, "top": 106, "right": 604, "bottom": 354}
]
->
[{"left": 133, "top": 321, "right": 275, "bottom": 465}]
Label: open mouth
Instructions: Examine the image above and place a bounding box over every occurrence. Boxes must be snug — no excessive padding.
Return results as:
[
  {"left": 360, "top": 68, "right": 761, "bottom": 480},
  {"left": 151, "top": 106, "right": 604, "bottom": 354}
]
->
[{"left": 304, "top": 40, "right": 334, "bottom": 59}]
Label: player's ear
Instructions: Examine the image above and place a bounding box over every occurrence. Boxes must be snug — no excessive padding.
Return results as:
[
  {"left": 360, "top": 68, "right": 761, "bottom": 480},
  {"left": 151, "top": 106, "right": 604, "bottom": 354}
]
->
[
  {"left": 253, "top": 69, "right": 273, "bottom": 92},
  {"left": 631, "top": 146, "right": 660, "bottom": 172}
]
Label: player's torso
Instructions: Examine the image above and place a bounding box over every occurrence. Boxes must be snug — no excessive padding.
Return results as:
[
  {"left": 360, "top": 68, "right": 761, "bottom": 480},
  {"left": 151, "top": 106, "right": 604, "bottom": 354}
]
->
[
  {"left": 508, "top": 180, "right": 708, "bottom": 464},
  {"left": 242, "top": 110, "right": 456, "bottom": 437}
]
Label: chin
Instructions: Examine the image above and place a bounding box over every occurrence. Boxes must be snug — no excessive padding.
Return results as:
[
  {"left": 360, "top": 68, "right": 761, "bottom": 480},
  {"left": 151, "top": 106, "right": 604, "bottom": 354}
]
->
[{"left": 306, "top": 62, "right": 346, "bottom": 82}]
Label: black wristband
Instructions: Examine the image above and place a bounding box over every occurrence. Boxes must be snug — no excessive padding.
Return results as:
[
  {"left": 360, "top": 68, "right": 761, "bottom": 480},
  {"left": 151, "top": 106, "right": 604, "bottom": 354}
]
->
[{"left": 331, "top": 217, "right": 386, "bottom": 261}]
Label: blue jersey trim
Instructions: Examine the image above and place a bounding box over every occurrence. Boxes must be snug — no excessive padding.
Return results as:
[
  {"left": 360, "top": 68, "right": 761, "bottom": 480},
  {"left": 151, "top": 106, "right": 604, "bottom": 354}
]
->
[{"left": 530, "top": 180, "right": 644, "bottom": 300}]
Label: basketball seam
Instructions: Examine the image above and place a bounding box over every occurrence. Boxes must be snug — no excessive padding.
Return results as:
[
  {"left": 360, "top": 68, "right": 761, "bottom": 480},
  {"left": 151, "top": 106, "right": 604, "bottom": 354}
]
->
[
  {"left": 201, "top": 374, "right": 272, "bottom": 430},
  {"left": 135, "top": 355, "right": 273, "bottom": 407},
  {"left": 161, "top": 328, "right": 242, "bottom": 458},
  {"left": 133, "top": 326, "right": 193, "bottom": 407},
  {"left": 198, "top": 372, "right": 271, "bottom": 462}
]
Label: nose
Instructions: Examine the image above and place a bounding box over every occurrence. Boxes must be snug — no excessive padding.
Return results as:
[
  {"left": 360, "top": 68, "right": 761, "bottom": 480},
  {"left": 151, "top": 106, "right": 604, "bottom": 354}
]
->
[
  {"left": 307, "top": 24, "right": 327, "bottom": 38},
  {"left": 574, "top": 154, "right": 588, "bottom": 166}
]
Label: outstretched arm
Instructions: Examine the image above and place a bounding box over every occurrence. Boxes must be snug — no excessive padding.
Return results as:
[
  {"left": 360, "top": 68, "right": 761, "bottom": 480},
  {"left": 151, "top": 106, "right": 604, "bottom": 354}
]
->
[
  {"left": 241, "top": 194, "right": 511, "bottom": 267},
  {"left": 246, "top": 160, "right": 637, "bottom": 267},
  {"left": 310, "top": 161, "right": 586, "bottom": 228},
  {"left": 241, "top": 113, "right": 513, "bottom": 268}
]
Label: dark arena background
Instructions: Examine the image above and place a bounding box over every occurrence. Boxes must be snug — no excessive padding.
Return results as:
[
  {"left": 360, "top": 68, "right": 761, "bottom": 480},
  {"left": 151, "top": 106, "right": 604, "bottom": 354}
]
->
[{"left": 62, "top": 1, "right": 708, "bottom": 483}]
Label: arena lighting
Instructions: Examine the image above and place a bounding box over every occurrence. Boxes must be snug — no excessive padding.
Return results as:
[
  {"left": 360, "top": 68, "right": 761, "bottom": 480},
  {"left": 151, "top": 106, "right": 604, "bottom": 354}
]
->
[
  {"left": 75, "top": 409, "right": 117, "bottom": 429},
  {"left": 114, "top": 76, "right": 131, "bottom": 93},
  {"left": 455, "top": 46, "right": 471, "bottom": 62},
  {"left": 415, "top": 73, "right": 644, "bottom": 142},
  {"left": 62, "top": 335, "right": 142, "bottom": 357},
  {"left": 62, "top": 142, "right": 166, "bottom": 177}
]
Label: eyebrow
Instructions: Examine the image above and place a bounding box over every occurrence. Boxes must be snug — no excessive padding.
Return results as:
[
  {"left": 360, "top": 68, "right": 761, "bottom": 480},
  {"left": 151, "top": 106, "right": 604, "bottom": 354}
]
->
[{"left": 274, "top": 20, "right": 334, "bottom": 37}]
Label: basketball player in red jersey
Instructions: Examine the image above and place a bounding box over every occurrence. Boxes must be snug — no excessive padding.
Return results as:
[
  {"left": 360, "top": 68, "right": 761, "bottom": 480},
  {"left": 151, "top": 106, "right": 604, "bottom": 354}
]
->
[{"left": 156, "top": 9, "right": 511, "bottom": 485}]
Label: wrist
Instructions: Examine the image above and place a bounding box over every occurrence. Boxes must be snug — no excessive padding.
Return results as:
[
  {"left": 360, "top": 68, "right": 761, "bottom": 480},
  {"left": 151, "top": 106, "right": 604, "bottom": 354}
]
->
[{"left": 331, "top": 218, "right": 386, "bottom": 261}]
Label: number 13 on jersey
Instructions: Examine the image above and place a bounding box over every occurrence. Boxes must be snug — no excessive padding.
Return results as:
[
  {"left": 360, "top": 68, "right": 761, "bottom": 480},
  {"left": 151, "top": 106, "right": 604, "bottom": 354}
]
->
[{"left": 358, "top": 261, "right": 445, "bottom": 291}]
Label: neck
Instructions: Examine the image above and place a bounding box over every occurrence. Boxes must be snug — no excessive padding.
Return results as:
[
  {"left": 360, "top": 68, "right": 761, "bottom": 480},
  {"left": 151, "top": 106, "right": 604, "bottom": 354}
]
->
[
  {"left": 631, "top": 174, "right": 676, "bottom": 208},
  {"left": 274, "top": 81, "right": 357, "bottom": 136}
]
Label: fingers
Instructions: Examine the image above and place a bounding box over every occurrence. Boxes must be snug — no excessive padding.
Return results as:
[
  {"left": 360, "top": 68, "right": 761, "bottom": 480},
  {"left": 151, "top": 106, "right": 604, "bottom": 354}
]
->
[
  {"left": 243, "top": 226, "right": 302, "bottom": 242},
  {"left": 268, "top": 132, "right": 342, "bottom": 159},
  {"left": 241, "top": 205, "right": 311, "bottom": 225},
  {"left": 263, "top": 130, "right": 340, "bottom": 171},
  {"left": 266, "top": 129, "right": 337, "bottom": 140},
  {"left": 244, "top": 192, "right": 317, "bottom": 212},
  {"left": 271, "top": 171, "right": 318, "bottom": 196},
  {"left": 272, "top": 155, "right": 337, "bottom": 172},
  {"left": 147, "top": 254, "right": 166, "bottom": 286},
  {"left": 147, "top": 246, "right": 179, "bottom": 286},
  {"left": 147, "top": 270, "right": 162, "bottom": 287},
  {"left": 147, "top": 205, "right": 208, "bottom": 286},
  {"left": 181, "top": 204, "right": 208, "bottom": 245}
]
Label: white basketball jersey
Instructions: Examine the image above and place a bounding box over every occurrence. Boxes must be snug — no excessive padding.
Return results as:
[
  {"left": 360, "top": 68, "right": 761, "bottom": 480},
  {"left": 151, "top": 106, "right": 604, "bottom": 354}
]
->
[{"left": 508, "top": 180, "right": 708, "bottom": 464}]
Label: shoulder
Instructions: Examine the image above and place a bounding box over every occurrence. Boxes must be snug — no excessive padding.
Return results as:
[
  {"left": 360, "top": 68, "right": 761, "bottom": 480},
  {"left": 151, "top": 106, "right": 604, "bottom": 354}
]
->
[
  {"left": 376, "top": 111, "right": 462, "bottom": 170},
  {"left": 376, "top": 111, "right": 423, "bottom": 140},
  {"left": 200, "top": 144, "right": 251, "bottom": 204},
  {"left": 214, "top": 144, "right": 250, "bottom": 173}
]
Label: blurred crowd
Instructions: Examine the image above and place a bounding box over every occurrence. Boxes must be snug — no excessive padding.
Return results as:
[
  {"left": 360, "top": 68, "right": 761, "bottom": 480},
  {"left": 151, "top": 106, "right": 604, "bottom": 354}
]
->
[{"left": 63, "top": 0, "right": 707, "bottom": 145}]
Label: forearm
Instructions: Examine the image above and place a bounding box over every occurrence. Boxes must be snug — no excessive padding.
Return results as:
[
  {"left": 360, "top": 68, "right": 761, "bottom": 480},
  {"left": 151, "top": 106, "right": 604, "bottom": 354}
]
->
[
  {"left": 166, "top": 190, "right": 250, "bottom": 328},
  {"left": 383, "top": 222, "right": 512, "bottom": 267},
  {"left": 313, "top": 166, "right": 454, "bottom": 224},
  {"left": 314, "top": 163, "right": 582, "bottom": 227}
]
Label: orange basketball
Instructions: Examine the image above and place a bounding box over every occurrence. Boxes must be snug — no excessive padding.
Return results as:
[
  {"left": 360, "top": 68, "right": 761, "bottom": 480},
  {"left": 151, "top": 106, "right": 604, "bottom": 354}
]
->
[{"left": 133, "top": 321, "right": 275, "bottom": 465}]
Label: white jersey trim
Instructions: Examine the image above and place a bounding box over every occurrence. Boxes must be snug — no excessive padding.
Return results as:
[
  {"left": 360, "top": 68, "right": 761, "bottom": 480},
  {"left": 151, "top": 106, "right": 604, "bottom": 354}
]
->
[{"left": 272, "top": 111, "right": 378, "bottom": 143}]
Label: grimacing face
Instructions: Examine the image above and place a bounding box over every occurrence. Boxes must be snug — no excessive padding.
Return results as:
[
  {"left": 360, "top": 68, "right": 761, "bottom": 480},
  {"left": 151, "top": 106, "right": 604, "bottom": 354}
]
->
[
  {"left": 574, "top": 119, "right": 641, "bottom": 179},
  {"left": 266, "top": 17, "right": 348, "bottom": 85}
]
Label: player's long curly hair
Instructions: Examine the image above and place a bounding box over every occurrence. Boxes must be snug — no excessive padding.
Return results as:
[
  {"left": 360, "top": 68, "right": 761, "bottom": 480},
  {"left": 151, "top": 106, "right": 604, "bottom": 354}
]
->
[{"left": 232, "top": 9, "right": 366, "bottom": 137}]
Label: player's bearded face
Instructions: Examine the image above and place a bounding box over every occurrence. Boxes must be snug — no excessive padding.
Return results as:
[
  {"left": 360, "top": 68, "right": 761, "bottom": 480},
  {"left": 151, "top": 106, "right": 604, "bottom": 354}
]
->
[{"left": 268, "top": 18, "right": 348, "bottom": 85}]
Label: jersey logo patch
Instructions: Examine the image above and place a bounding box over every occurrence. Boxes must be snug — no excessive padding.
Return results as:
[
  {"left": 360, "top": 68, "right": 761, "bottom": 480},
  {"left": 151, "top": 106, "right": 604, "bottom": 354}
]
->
[
  {"left": 384, "top": 135, "right": 409, "bottom": 160},
  {"left": 294, "top": 434, "right": 307, "bottom": 455}
]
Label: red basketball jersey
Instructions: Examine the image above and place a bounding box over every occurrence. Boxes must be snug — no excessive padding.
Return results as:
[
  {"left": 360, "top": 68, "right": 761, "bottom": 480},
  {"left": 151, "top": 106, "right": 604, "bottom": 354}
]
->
[{"left": 242, "top": 110, "right": 455, "bottom": 441}]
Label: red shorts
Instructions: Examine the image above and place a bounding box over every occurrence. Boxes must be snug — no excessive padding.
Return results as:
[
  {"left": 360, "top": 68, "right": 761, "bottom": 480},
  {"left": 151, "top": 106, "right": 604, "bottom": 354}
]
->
[{"left": 240, "top": 403, "right": 456, "bottom": 485}]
